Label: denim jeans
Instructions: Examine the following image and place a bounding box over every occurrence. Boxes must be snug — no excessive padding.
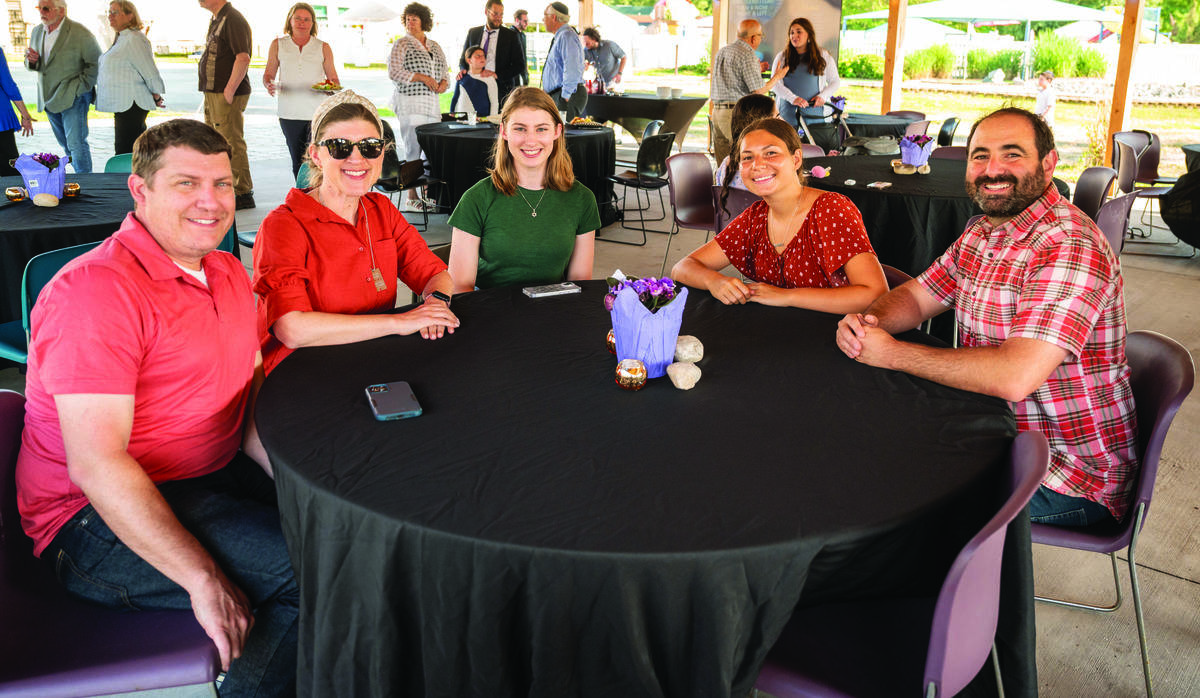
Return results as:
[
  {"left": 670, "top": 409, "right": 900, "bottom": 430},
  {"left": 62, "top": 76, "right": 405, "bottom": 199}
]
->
[
  {"left": 43, "top": 454, "right": 298, "bottom": 697},
  {"left": 45, "top": 92, "right": 93, "bottom": 174},
  {"left": 1028, "top": 485, "right": 1116, "bottom": 527},
  {"left": 278, "top": 118, "right": 310, "bottom": 180}
]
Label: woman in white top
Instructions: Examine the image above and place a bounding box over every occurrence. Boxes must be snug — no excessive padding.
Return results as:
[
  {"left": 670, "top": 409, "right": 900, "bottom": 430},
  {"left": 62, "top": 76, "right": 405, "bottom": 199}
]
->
[
  {"left": 96, "top": 1, "right": 164, "bottom": 154},
  {"left": 771, "top": 18, "right": 841, "bottom": 133},
  {"left": 387, "top": 2, "right": 449, "bottom": 212},
  {"left": 264, "top": 2, "right": 340, "bottom": 179},
  {"left": 453, "top": 46, "right": 498, "bottom": 117}
]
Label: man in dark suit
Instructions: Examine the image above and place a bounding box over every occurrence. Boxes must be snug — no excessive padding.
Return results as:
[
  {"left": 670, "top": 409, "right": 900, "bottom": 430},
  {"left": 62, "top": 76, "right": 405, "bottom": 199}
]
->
[
  {"left": 458, "top": 0, "right": 525, "bottom": 106},
  {"left": 511, "top": 8, "right": 530, "bottom": 86}
]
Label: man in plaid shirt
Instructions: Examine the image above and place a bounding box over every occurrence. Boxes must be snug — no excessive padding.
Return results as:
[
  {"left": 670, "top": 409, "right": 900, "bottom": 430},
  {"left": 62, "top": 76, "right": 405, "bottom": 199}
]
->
[
  {"left": 709, "top": 19, "right": 787, "bottom": 165},
  {"left": 836, "top": 107, "right": 1137, "bottom": 527}
]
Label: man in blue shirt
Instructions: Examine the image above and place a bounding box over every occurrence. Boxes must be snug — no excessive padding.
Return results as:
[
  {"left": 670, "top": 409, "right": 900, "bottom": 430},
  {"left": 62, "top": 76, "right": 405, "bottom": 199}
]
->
[{"left": 540, "top": 1, "right": 586, "bottom": 120}]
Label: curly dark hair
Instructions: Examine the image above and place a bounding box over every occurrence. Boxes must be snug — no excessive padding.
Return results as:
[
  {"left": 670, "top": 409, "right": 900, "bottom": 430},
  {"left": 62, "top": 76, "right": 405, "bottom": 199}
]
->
[{"left": 403, "top": 2, "right": 433, "bottom": 31}]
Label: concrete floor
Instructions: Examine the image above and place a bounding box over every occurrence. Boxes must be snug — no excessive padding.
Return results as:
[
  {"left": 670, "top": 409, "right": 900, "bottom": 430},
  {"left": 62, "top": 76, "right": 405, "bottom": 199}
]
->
[{"left": 3, "top": 145, "right": 1198, "bottom": 697}]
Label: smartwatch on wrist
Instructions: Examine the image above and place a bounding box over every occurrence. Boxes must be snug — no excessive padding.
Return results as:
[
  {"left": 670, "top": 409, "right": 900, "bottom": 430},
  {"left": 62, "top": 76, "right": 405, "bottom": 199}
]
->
[{"left": 426, "top": 290, "right": 451, "bottom": 306}]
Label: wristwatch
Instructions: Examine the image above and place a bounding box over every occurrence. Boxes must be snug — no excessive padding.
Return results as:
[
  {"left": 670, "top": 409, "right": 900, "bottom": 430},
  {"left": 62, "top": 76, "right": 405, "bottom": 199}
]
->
[{"left": 425, "top": 290, "right": 451, "bottom": 306}]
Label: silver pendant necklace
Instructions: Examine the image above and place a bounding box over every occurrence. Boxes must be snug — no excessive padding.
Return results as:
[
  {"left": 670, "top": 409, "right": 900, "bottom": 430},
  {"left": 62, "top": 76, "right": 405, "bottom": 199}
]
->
[{"left": 516, "top": 186, "right": 548, "bottom": 218}]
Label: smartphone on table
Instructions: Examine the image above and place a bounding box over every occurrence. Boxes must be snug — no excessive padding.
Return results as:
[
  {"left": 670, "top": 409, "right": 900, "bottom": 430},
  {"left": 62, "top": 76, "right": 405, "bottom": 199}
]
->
[{"left": 366, "top": 381, "right": 423, "bottom": 421}]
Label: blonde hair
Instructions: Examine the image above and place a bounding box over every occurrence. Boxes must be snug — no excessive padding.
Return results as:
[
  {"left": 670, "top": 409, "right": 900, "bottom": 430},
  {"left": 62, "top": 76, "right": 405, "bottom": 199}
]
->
[
  {"left": 109, "top": 0, "right": 143, "bottom": 31},
  {"left": 283, "top": 3, "right": 318, "bottom": 37},
  {"left": 489, "top": 86, "right": 574, "bottom": 196}
]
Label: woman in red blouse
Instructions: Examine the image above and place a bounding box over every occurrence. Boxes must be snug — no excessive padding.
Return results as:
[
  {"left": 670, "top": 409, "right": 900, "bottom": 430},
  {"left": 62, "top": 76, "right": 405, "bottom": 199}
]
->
[
  {"left": 672, "top": 118, "right": 887, "bottom": 311},
  {"left": 252, "top": 90, "right": 458, "bottom": 374}
]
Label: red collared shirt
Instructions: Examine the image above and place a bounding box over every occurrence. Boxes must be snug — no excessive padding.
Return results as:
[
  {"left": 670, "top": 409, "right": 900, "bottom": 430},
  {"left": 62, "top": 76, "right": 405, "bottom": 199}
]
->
[
  {"left": 253, "top": 189, "right": 446, "bottom": 374},
  {"left": 917, "top": 185, "right": 1138, "bottom": 519},
  {"left": 17, "top": 213, "right": 258, "bottom": 556}
]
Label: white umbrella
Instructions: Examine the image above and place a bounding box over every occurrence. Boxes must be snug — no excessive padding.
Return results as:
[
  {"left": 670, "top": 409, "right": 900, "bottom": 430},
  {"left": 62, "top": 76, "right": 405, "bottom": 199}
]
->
[{"left": 340, "top": 0, "right": 401, "bottom": 24}]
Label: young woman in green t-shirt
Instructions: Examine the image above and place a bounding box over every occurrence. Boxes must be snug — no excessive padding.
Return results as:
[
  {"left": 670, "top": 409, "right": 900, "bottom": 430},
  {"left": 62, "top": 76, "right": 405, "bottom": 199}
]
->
[{"left": 446, "top": 87, "right": 598, "bottom": 291}]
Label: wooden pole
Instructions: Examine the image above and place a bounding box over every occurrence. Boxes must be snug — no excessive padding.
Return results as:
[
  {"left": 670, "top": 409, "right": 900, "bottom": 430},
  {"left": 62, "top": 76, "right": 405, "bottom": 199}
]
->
[
  {"left": 580, "top": 0, "right": 593, "bottom": 32},
  {"left": 881, "top": 0, "right": 908, "bottom": 114},
  {"left": 1107, "top": 0, "right": 1142, "bottom": 167}
]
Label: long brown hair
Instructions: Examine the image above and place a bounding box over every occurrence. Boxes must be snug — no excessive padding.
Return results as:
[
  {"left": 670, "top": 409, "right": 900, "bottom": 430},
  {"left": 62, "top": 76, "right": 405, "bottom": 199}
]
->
[
  {"left": 489, "top": 86, "right": 575, "bottom": 196},
  {"left": 783, "top": 18, "right": 825, "bottom": 76},
  {"left": 720, "top": 117, "right": 805, "bottom": 213}
]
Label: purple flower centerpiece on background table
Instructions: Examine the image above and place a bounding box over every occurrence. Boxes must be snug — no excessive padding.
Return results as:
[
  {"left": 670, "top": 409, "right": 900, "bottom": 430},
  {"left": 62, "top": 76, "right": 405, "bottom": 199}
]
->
[
  {"left": 12, "top": 152, "right": 69, "bottom": 206},
  {"left": 605, "top": 271, "right": 688, "bottom": 379},
  {"left": 899, "top": 135, "right": 934, "bottom": 168},
  {"left": 829, "top": 95, "right": 846, "bottom": 112}
]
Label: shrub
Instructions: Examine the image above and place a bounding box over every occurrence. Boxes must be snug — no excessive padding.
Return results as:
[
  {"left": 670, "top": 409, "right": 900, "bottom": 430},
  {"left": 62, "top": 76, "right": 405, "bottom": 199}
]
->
[
  {"left": 966, "top": 49, "right": 1024, "bottom": 79},
  {"left": 1034, "top": 33, "right": 1079, "bottom": 77},
  {"left": 840, "top": 52, "right": 885, "bottom": 80},
  {"left": 1075, "top": 47, "right": 1107, "bottom": 77},
  {"left": 904, "top": 44, "right": 954, "bottom": 79},
  {"left": 676, "top": 53, "right": 710, "bottom": 75}
]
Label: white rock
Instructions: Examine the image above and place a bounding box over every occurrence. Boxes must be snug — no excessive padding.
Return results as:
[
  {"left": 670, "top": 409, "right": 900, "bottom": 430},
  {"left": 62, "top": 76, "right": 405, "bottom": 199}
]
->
[
  {"left": 667, "top": 362, "right": 701, "bottom": 390},
  {"left": 675, "top": 335, "right": 704, "bottom": 363}
]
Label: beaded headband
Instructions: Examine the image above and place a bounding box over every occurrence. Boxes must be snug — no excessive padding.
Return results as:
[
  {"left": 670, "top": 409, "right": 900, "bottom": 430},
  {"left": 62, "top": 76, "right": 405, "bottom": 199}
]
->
[{"left": 310, "top": 89, "right": 384, "bottom": 143}]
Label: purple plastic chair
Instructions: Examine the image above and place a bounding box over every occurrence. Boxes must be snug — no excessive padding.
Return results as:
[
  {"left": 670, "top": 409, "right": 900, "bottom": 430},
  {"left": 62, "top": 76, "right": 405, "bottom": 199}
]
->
[
  {"left": 1072, "top": 166, "right": 1117, "bottom": 223},
  {"left": 1095, "top": 192, "right": 1138, "bottom": 255},
  {"left": 0, "top": 390, "right": 221, "bottom": 697},
  {"left": 880, "top": 264, "right": 912, "bottom": 290},
  {"left": 755, "top": 431, "right": 1050, "bottom": 698},
  {"left": 886, "top": 110, "right": 926, "bottom": 121},
  {"left": 711, "top": 185, "right": 762, "bottom": 234},
  {"left": 660, "top": 152, "right": 718, "bottom": 275},
  {"left": 930, "top": 146, "right": 967, "bottom": 161},
  {"left": 1032, "top": 331, "right": 1195, "bottom": 698},
  {"left": 800, "top": 143, "right": 826, "bottom": 159}
]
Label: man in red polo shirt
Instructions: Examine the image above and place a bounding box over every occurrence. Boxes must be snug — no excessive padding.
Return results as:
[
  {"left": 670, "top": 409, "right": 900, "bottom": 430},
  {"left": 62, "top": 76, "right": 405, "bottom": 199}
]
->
[
  {"left": 835, "top": 107, "right": 1138, "bottom": 528},
  {"left": 16, "top": 119, "right": 295, "bottom": 696}
]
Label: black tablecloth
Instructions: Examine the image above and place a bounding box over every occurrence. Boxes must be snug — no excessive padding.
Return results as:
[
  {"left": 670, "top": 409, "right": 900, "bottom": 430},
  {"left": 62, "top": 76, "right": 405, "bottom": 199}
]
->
[
  {"left": 415, "top": 122, "right": 619, "bottom": 227},
  {"left": 1182, "top": 144, "right": 1200, "bottom": 173},
  {"left": 0, "top": 173, "right": 132, "bottom": 323},
  {"left": 582, "top": 93, "right": 707, "bottom": 151},
  {"left": 844, "top": 112, "right": 916, "bottom": 139},
  {"left": 257, "top": 280, "right": 1033, "bottom": 698}
]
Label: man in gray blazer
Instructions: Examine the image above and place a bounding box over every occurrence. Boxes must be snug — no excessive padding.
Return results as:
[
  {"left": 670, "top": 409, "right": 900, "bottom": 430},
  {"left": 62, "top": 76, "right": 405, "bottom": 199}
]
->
[{"left": 24, "top": 0, "right": 100, "bottom": 173}]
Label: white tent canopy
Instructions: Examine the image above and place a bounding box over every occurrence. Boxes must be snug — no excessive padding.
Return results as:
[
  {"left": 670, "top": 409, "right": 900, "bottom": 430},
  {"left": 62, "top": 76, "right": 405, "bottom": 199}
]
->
[{"left": 844, "top": 0, "right": 1109, "bottom": 24}]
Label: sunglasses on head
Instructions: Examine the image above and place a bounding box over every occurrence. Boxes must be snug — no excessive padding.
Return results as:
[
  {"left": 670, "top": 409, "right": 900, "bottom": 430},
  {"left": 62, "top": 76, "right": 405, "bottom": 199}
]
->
[{"left": 317, "top": 137, "right": 385, "bottom": 159}]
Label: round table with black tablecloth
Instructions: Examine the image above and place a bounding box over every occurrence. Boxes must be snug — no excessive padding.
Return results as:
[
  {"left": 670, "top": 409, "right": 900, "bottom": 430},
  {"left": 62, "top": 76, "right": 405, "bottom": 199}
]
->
[
  {"left": 415, "top": 122, "right": 619, "bottom": 227},
  {"left": 582, "top": 92, "right": 708, "bottom": 150},
  {"left": 844, "top": 112, "right": 917, "bottom": 139},
  {"left": 0, "top": 173, "right": 133, "bottom": 323},
  {"left": 1182, "top": 144, "right": 1200, "bottom": 174},
  {"left": 257, "top": 280, "right": 1034, "bottom": 698}
]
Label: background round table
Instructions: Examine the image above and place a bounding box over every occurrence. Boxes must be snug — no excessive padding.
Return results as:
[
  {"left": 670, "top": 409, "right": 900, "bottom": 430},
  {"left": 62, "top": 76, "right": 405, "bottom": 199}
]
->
[
  {"left": 0, "top": 173, "right": 132, "bottom": 323},
  {"left": 416, "top": 122, "right": 619, "bottom": 227},
  {"left": 257, "top": 281, "right": 1032, "bottom": 698},
  {"left": 1181, "top": 144, "right": 1200, "bottom": 173},
  {"left": 844, "top": 112, "right": 917, "bottom": 139},
  {"left": 582, "top": 92, "right": 708, "bottom": 151}
]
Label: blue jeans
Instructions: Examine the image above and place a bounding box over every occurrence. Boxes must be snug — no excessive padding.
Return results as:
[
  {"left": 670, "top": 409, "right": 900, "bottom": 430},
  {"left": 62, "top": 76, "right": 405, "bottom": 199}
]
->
[
  {"left": 44, "top": 455, "right": 298, "bottom": 697},
  {"left": 1029, "top": 485, "right": 1116, "bottom": 527},
  {"left": 45, "top": 92, "right": 93, "bottom": 174}
]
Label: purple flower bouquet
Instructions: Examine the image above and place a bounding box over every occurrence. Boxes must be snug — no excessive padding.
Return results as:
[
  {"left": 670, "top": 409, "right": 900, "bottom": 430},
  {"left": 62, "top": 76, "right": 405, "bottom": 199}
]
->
[
  {"left": 13, "top": 152, "right": 68, "bottom": 206},
  {"left": 606, "top": 275, "right": 688, "bottom": 379},
  {"left": 899, "top": 135, "right": 934, "bottom": 167}
]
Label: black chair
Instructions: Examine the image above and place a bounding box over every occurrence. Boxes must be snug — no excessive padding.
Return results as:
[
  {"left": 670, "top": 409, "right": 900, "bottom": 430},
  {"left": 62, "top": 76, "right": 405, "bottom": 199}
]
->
[
  {"left": 937, "top": 117, "right": 959, "bottom": 146},
  {"left": 1115, "top": 141, "right": 1190, "bottom": 257},
  {"left": 616, "top": 120, "right": 664, "bottom": 169},
  {"left": 410, "top": 244, "right": 452, "bottom": 304},
  {"left": 374, "top": 121, "right": 444, "bottom": 231},
  {"left": 601, "top": 132, "right": 676, "bottom": 245},
  {"left": 886, "top": 109, "right": 925, "bottom": 121},
  {"left": 1073, "top": 166, "right": 1117, "bottom": 222}
]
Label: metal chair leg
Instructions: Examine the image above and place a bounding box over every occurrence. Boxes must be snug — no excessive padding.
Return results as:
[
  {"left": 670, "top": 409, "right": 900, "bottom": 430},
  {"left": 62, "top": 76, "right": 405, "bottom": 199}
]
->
[
  {"left": 1127, "top": 515, "right": 1154, "bottom": 697},
  {"left": 991, "top": 642, "right": 1006, "bottom": 698}
]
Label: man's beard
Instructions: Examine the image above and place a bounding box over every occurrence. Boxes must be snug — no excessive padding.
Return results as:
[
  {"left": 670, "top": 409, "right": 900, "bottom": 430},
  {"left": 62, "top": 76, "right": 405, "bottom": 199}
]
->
[{"left": 966, "top": 165, "right": 1046, "bottom": 219}]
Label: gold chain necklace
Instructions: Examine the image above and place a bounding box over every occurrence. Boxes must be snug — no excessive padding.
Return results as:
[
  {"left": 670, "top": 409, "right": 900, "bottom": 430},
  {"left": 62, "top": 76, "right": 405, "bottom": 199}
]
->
[
  {"left": 516, "top": 186, "right": 548, "bottom": 218},
  {"left": 770, "top": 193, "right": 804, "bottom": 250}
]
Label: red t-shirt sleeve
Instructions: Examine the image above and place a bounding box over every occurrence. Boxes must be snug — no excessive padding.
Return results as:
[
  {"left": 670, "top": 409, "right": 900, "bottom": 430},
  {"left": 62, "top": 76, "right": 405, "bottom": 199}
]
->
[
  {"left": 807, "top": 192, "right": 876, "bottom": 279},
  {"left": 253, "top": 207, "right": 317, "bottom": 332}
]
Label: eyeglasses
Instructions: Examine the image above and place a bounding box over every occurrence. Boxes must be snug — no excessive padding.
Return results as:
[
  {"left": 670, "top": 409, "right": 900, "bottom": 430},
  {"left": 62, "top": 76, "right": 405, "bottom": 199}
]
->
[
  {"left": 106, "top": 10, "right": 124, "bottom": 16},
  {"left": 317, "top": 138, "right": 385, "bottom": 160}
]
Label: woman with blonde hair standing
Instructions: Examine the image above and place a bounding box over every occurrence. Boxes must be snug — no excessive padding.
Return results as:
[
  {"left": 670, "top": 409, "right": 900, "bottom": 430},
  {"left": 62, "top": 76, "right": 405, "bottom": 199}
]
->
[
  {"left": 263, "top": 2, "right": 341, "bottom": 178},
  {"left": 388, "top": 2, "right": 448, "bottom": 212},
  {"left": 96, "top": 0, "right": 164, "bottom": 154},
  {"left": 447, "top": 86, "right": 597, "bottom": 292}
]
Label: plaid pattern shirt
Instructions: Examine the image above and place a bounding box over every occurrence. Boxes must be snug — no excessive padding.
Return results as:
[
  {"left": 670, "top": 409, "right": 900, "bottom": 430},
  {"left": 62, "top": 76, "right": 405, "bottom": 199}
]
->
[
  {"left": 710, "top": 40, "right": 764, "bottom": 104},
  {"left": 917, "top": 185, "right": 1138, "bottom": 519},
  {"left": 388, "top": 34, "right": 448, "bottom": 119}
]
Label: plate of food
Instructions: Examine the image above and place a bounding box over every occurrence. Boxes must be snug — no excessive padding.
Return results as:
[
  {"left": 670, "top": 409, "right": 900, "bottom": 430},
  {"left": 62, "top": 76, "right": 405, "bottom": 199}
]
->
[
  {"left": 311, "top": 79, "right": 343, "bottom": 94},
  {"left": 568, "top": 116, "right": 605, "bottom": 129}
]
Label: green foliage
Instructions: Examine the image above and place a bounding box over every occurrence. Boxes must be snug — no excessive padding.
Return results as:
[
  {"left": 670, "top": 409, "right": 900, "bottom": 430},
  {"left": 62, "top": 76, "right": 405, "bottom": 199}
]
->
[
  {"left": 674, "top": 53, "right": 710, "bottom": 76},
  {"left": 966, "top": 49, "right": 1023, "bottom": 80},
  {"left": 1033, "top": 34, "right": 1106, "bottom": 78},
  {"left": 1162, "top": 0, "right": 1200, "bottom": 43},
  {"left": 903, "top": 44, "right": 954, "bottom": 79},
  {"left": 839, "top": 52, "right": 885, "bottom": 80}
]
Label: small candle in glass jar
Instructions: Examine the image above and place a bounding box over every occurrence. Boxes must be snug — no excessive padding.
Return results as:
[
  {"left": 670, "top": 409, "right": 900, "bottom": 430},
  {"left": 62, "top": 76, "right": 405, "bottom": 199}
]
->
[
  {"left": 63, "top": 182, "right": 81, "bottom": 197},
  {"left": 615, "top": 359, "right": 647, "bottom": 391},
  {"left": 4, "top": 186, "right": 26, "bottom": 202}
]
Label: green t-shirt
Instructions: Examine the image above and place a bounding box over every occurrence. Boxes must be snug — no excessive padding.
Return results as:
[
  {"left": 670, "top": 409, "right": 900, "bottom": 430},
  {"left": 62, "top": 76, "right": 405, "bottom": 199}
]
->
[{"left": 448, "top": 178, "right": 601, "bottom": 289}]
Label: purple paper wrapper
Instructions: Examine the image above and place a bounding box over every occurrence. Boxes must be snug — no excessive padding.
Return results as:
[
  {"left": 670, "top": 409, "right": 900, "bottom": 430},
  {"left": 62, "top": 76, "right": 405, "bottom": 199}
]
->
[
  {"left": 899, "top": 137, "right": 934, "bottom": 167},
  {"left": 13, "top": 153, "right": 67, "bottom": 200},
  {"left": 610, "top": 285, "right": 688, "bottom": 379}
]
